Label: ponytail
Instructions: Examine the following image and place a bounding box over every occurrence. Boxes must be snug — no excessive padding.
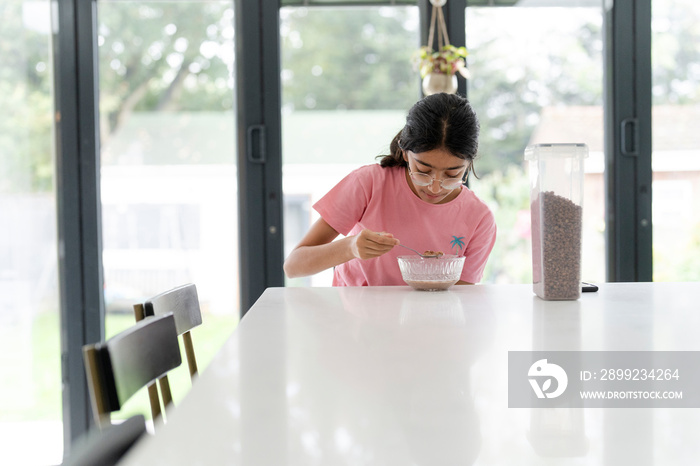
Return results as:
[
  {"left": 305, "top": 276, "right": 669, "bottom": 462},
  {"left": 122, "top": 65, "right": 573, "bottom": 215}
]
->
[{"left": 378, "top": 130, "right": 406, "bottom": 168}]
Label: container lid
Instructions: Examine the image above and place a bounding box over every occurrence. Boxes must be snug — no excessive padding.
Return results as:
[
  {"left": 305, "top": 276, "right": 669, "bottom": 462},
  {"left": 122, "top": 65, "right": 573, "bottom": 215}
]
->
[{"left": 524, "top": 143, "right": 589, "bottom": 160}]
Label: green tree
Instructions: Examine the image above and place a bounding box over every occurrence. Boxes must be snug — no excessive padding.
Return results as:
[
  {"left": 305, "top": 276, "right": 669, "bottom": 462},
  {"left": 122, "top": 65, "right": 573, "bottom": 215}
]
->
[
  {"left": 473, "top": 165, "right": 532, "bottom": 284},
  {"left": 97, "top": 2, "right": 235, "bottom": 138},
  {"left": 0, "top": 2, "right": 54, "bottom": 193},
  {"left": 651, "top": 0, "right": 700, "bottom": 105},
  {"left": 4, "top": 2, "right": 700, "bottom": 192},
  {"left": 466, "top": 8, "right": 604, "bottom": 175},
  {"left": 280, "top": 7, "right": 419, "bottom": 111}
]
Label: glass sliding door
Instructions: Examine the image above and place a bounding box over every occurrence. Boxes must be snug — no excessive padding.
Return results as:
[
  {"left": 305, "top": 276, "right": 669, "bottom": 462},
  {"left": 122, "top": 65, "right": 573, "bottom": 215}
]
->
[
  {"left": 466, "top": 4, "right": 605, "bottom": 285},
  {"left": 651, "top": 0, "right": 700, "bottom": 281},
  {"left": 96, "top": 0, "right": 239, "bottom": 417},
  {"left": 280, "top": 6, "right": 421, "bottom": 286},
  {"left": 0, "top": 1, "right": 63, "bottom": 464}
]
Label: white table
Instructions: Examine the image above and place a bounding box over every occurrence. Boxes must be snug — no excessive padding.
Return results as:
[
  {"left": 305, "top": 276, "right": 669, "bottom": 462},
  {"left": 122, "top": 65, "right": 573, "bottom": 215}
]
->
[{"left": 120, "top": 283, "right": 700, "bottom": 465}]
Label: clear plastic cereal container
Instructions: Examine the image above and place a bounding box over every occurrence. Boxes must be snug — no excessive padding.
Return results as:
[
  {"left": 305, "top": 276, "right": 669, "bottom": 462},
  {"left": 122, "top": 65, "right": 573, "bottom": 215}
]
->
[{"left": 525, "top": 143, "right": 588, "bottom": 300}]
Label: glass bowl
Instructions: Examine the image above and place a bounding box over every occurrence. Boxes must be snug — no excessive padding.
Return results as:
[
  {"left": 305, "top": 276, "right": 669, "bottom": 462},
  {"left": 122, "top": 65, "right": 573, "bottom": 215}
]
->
[{"left": 397, "top": 255, "right": 466, "bottom": 291}]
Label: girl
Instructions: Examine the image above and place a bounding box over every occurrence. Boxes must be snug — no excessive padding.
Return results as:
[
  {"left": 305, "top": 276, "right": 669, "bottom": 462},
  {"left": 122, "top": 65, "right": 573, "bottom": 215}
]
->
[{"left": 283, "top": 93, "right": 497, "bottom": 286}]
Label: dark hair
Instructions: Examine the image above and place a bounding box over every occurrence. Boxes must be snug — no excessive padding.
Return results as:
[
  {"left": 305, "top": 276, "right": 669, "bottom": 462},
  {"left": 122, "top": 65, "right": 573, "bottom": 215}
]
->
[{"left": 378, "top": 93, "right": 480, "bottom": 180}]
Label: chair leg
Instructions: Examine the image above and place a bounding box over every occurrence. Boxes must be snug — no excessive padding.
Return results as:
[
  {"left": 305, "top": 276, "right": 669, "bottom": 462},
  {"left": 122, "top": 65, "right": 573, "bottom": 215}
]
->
[
  {"left": 159, "top": 375, "right": 173, "bottom": 408},
  {"left": 183, "top": 331, "right": 198, "bottom": 380},
  {"left": 147, "top": 382, "right": 161, "bottom": 422}
]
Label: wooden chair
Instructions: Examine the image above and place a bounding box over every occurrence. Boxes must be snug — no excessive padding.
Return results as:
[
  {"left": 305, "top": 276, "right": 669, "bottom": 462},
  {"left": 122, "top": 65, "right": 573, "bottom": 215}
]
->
[
  {"left": 141, "top": 283, "right": 203, "bottom": 379},
  {"left": 82, "top": 313, "right": 182, "bottom": 428},
  {"left": 133, "top": 283, "right": 202, "bottom": 421},
  {"left": 63, "top": 414, "right": 147, "bottom": 466}
]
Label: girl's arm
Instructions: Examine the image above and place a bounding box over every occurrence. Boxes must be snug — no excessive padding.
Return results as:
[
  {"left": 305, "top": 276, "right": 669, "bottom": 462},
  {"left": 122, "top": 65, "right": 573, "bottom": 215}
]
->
[{"left": 283, "top": 218, "right": 399, "bottom": 278}]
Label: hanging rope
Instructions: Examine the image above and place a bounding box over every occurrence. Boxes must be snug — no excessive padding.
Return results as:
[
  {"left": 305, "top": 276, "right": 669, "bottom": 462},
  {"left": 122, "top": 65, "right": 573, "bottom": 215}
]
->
[{"left": 427, "top": 1, "right": 451, "bottom": 51}]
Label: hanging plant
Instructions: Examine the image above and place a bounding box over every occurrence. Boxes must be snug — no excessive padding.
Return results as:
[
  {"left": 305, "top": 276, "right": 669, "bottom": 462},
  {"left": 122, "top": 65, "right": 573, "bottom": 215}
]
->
[
  {"left": 411, "top": 0, "right": 470, "bottom": 95},
  {"left": 412, "top": 44, "right": 470, "bottom": 79}
]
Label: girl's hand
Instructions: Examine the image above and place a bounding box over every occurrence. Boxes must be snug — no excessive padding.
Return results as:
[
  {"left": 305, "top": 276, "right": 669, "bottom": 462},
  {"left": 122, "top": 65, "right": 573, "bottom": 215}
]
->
[{"left": 350, "top": 229, "right": 399, "bottom": 260}]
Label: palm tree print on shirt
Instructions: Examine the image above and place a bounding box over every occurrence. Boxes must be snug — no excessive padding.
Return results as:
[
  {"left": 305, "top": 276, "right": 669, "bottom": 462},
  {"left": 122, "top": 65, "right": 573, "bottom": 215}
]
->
[{"left": 450, "top": 235, "right": 465, "bottom": 253}]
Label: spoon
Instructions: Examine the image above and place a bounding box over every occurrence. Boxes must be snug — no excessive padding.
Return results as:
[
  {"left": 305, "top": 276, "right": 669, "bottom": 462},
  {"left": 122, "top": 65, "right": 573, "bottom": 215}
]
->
[{"left": 397, "top": 244, "right": 440, "bottom": 258}]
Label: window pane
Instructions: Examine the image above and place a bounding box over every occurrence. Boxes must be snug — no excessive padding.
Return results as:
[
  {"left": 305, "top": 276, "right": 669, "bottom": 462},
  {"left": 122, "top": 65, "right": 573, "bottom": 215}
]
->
[
  {"left": 0, "top": 1, "right": 62, "bottom": 463},
  {"left": 651, "top": 0, "right": 700, "bottom": 281},
  {"left": 280, "top": 6, "right": 420, "bottom": 286},
  {"left": 466, "top": 6, "right": 605, "bottom": 285},
  {"left": 97, "top": 1, "right": 239, "bottom": 418}
]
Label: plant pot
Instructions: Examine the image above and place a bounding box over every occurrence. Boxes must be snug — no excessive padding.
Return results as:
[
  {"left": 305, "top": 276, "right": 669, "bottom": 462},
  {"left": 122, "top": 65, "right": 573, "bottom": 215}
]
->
[{"left": 422, "top": 72, "right": 458, "bottom": 95}]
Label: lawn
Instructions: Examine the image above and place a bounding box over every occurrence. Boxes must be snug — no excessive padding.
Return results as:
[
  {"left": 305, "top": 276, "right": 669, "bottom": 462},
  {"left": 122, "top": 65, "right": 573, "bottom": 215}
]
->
[{"left": 0, "top": 310, "right": 239, "bottom": 423}]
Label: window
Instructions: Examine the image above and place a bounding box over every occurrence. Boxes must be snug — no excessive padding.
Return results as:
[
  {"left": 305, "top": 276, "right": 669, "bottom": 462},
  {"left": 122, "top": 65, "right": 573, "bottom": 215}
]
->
[
  {"left": 0, "top": 1, "right": 62, "bottom": 463},
  {"left": 466, "top": 5, "right": 605, "bottom": 284},
  {"left": 96, "top": 0, "right": 240, "bottom": 416},
  {"left": 651, "top": 0, "right": 700, "bottom": 281}
]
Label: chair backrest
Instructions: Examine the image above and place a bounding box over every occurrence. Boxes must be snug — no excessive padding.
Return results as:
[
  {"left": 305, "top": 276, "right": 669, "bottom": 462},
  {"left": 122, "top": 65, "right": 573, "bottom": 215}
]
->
[
  {"left": 63, "top": 414, "right": 147, "bottom": 466},
  {"left": 144, "top": 283, "right": 202, "bottom": 335},
  {"left": 83, "top": 313, "right": 182, "bottom": 426},
  {"left": 144, "top": 283, "right": 202, "bottom": 378}
]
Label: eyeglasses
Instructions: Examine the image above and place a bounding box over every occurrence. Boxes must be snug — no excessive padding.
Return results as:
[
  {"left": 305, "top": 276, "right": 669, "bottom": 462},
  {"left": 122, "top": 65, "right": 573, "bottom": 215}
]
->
[
  {"left": 407, "top": 171, "right": 465, "bottom": 190},
  {"left": 405, "top": 151, "right": 468, "bottom": 190}
]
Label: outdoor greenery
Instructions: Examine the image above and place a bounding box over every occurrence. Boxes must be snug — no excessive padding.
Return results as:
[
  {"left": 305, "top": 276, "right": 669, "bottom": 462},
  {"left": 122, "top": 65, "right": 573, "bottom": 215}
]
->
[
  {"left": 474, "top": 165, "right": 533, "bottom": 285},
  {"left": 97, "top": 2, "right": 235, "bottom": 165},
  {"left": 280, "top": 7, "right": 419, "bottom": 111},
  {"left": 0, "top": 2, "right": 54, "bottom": 192},
  {"left": 651, "top": 0, "right": 700, "bottom": 105},
  {"left": 465, "top": 7, "right": 604, "bottom": 174},
  {"left": 0, "top": 311, "right": 237, "bottom": 421},
  {"left": 279, "top": 7, "right": 605, "bottom": 173},
  {"left": 4, "top": 2, "right": 700, "bottom": 189}
]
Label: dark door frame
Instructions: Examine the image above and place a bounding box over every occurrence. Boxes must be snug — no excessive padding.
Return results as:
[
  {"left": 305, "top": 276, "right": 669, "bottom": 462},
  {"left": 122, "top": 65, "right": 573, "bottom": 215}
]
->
[
  {"left": 53, "top": 0, "right": 104, "bottom": 449},
  {"left": 235, "top": 0, "right": 286, "bottom": 315},
  {"left": 604, "top": 0, "right": 653, "bottom": 281}
]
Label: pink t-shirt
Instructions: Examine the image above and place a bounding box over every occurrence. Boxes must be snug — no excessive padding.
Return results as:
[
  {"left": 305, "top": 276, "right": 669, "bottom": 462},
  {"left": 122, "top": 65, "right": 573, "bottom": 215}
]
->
[{"left": 314, "top": 164, "right": 497, "bottom": 286}]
